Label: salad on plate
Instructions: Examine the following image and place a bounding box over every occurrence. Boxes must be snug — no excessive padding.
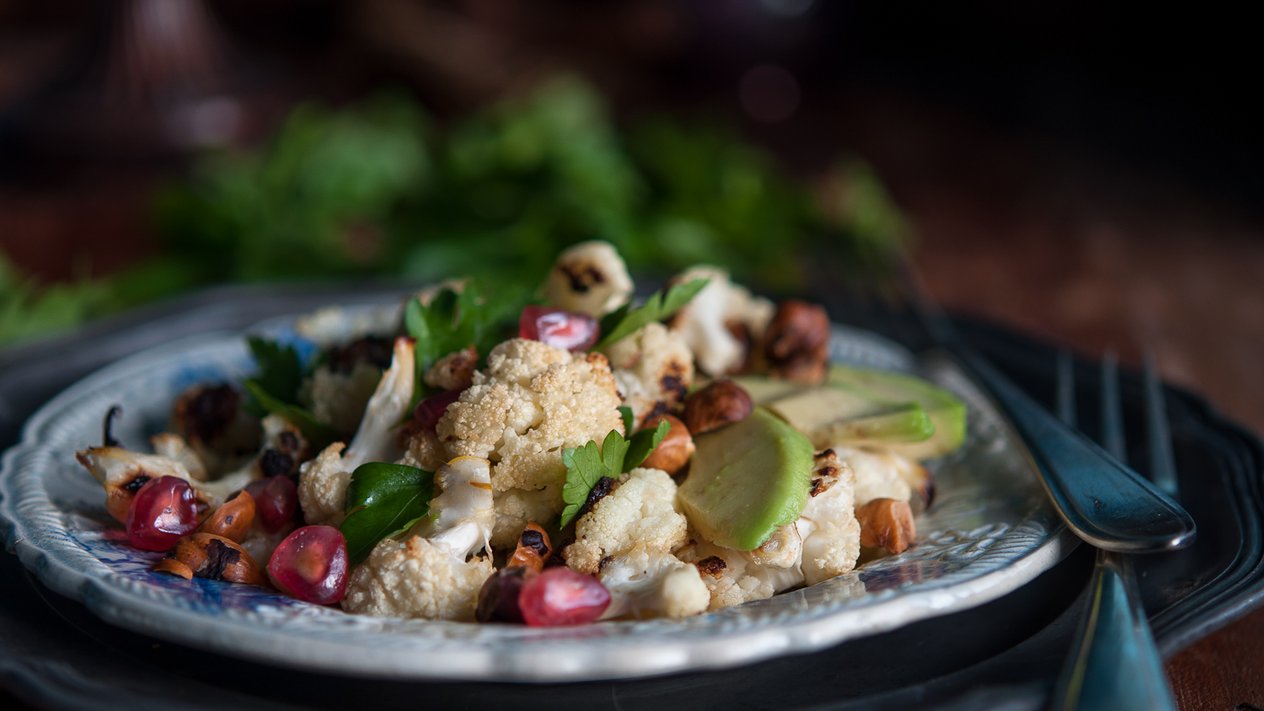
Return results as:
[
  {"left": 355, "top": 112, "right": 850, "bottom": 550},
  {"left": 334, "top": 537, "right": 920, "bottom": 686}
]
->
[{"left": 74, "top": 241, "right": 966, "bottom": 626}]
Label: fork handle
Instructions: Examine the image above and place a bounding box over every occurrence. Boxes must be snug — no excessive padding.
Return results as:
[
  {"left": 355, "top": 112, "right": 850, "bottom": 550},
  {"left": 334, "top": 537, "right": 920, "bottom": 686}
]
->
[{"left": 1051, "top": 550, "right": 1177, "bottom": 711}]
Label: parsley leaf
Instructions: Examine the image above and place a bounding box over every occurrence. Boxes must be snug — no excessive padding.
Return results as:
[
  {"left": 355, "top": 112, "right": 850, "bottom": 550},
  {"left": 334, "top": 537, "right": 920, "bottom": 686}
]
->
[
  {"left": 558, "top": 419, "right": 672, "bottom": 528},
  {"left": 623, "top": 418, "right": 671, "bottom": 472},
  {"left": 595, "top": 278, "right": 709, "bottom": 350},
  {"left": 403, "top": 279, "right": 534, "bottom": 404},
  {"left": 245, "top": 336, "right": 304, "bottom": 406},
  {"left": 242, "top": 381, "right": 337, "bottom": 450},
  {"left": 340, "top": 462, "right": 435, "bottom": 565},
  {"left": 560, "top": 431, "right": 623, "bottom": 528},
  {"left": 241, "top": 335, "right": 337, "bottom": 448},
  {"left": 618, "top": 405, "right": 634, "bottom": 434}
]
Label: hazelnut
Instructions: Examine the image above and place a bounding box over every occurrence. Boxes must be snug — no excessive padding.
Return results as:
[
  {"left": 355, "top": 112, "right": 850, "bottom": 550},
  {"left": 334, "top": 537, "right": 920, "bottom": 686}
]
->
[
  {"left": 508, "top": 522, "right": 553, "bottom": 573},
  {"left": 763, "top": 300, "right": 830, "bottom": 384},
  {"left": 424, "top": 345, "right": 479, "bottom": 392},
  {"left": 197, "top": 490, "right": 256, "bottom": 542},
  {"left": 856, "top": 498, "right": 916, "bottom": 555},
  {"left": 682, "top": 380, "right": 754, "bottom": 435},
  {"left": 640, "top": 415, "right": 695, "bottom": 475},
  {"left": 153, "top": 533, "right": 266, "bottom": 586}
]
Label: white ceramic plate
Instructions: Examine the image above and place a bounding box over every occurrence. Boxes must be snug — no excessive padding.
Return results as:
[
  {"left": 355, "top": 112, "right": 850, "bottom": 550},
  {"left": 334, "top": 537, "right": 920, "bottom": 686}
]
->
[{"left": 0, "top": 317, "right": 1071, "bottom": 682}]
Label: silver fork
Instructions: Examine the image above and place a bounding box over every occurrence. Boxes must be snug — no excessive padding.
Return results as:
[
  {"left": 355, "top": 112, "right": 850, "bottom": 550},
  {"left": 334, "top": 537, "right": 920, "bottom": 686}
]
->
[{"left": 1049, "top": 351, "right": 1180, "bottom": 710}]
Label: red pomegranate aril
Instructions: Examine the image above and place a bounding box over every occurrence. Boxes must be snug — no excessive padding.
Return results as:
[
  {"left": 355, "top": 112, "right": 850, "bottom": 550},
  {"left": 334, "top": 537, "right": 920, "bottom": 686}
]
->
[
  {"left": 126, "top": 476, "right": 201, "bottom": 552},
  {"left": 519, "top": 567, "right": 610, "bottom": 626},
  {"left": 413, "top": 389, "right": 462, "bottom": 431},
  {"left": 268, "top": 525, "right": 349, "bottom": 605},
  {"left": 518, "top": 306, "right": 599, "bottom": 351},
  {"left": 246, "top": 475, "right": 298, "bottom": 534}
]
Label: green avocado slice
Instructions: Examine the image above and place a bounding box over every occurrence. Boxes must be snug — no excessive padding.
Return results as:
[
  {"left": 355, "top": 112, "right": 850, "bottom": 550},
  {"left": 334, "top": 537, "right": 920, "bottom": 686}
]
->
[
  {"left": 678, "top": 407, "right": 814, "bottom": 551},
  {"left": 826, "top": 364, "right": 966, "bottom": 460},
  {"left": 731, "top": 365, "right": 967, "bottom": 460}
]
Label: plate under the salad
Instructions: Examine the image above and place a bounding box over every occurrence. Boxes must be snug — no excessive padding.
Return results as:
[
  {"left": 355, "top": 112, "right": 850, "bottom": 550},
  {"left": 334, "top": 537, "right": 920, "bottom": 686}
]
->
[{"left": 0, "top": 312, "right": 1072, "bottom": 682}]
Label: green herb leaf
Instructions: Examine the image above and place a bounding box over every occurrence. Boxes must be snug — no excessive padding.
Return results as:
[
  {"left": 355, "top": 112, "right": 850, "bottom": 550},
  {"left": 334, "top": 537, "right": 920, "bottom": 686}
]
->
[
  {"left": 595, "top": 278, "right": 709, "bottom": 349},
  {"left": 242, "top": 380, "right": 337, "bottom": 450},
  {"left": 618, "top": 405, "right": 634, "bottom": 434},
  {"left": 558, "top": 419, "right": 672, "bottom": 527},
  {"left": 245, "top": 336, "right": 304, "bottom": 407},
  {"left": 623, "top": 418, "right": 671, "bottom": 472},
  {"left": 559, "top": 430, "right": 631, "bottom": 529},
  {"left": 340, "top": 462, "right": 435, "bottom": 565},
  {"left": 403, "top": 280, "right": 533, "bottom": 405}
]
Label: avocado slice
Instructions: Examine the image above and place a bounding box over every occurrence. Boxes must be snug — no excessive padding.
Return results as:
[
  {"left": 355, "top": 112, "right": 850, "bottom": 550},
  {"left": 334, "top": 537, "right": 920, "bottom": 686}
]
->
[
  {"left": 827, "top": 364, "right": 967, "bottom": 460},
  {"left": 678, "top": 407, "right": 814, "bottom": 551},
  {"left": 762, "top": 387, "right": 933, "bottom": 449},
  {"left": 732, "top": 366, "right": 967, "bottom": 460}
]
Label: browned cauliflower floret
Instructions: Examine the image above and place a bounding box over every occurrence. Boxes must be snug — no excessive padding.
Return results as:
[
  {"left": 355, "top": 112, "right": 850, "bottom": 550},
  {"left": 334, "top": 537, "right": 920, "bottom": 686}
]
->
[
  {"left": 304, "top": 361, "right": 383, "bottom": 437},
  {"left": 543, "top": 240, "right": 634, "bottom": 317},
  {"left": 563, "top": 468, "right": 707, "bottom": 619},
  {"left": 564, "top": 467, "right": 689, "bottom": 575},
  {"left": 679, "top": 539, "right": 805, "bottom": 611},
  {"left": 342, "top": 537, "right": 494, "bottom": 620},
  {"left": 341, "top": 456, "right": 495, "bottom": 620},
  {"left": 298, "top": 338, "right": 416, "bottom": 526},
  {"left": 668, "top": 266, "right": 774, "bottom": 376},
  {"left": 436, "top": 338, "right": 623, "bottom": 546},
  {"left": 605, "top": 323, "right": 694, "bottom": 426},
  {"left": 796, "top": 449, "right": 862, "bottom": 585}
]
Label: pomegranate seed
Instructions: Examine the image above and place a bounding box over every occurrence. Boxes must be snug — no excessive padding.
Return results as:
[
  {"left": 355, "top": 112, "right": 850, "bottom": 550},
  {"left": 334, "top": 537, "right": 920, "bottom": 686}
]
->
[
  {"left": 413, "top": 389, "right": 462, "bottom": 431},
  {"left": 267, "top": 525, "right": 349, "bottom": 605},
  {"left": 245, "top": 475, "right": 298, "bottom": 534},
  {"left": 518, "top": 306, "right": 599, "bottom": 351},
  {"left": 126, "top": 476, "right": 201, "bottom": 552},
  {"left": 519, "top": 567, "right": 610, "bottom": 626}
]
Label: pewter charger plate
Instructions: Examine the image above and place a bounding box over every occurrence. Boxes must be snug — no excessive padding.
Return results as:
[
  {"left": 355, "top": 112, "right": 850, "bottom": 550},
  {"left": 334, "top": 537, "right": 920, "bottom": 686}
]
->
[{"left": 0, "top": 316, "right": 1072, "bottom": 682}]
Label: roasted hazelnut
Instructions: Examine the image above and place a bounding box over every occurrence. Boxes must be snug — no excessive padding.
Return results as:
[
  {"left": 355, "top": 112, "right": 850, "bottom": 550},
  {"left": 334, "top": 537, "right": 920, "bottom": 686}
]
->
[
  {"left": 424, "top": 345, "right": 479, "bottom": 392},
  {"left": 198, "top": 490, "right": 256, "bottom": 542},
  {"left": 640, "top": 415, "right": 695, "bottom": 475},
  {"left": 856, "top": 498, "right": 916, "bottom": 555},
  {"left": 507, "top": 522, "right": 553, "bottom": 573},
  {"left": 682, "top": 380, "right": 754, "bottom": 435},
  {"left": 763, "top": 300, "right": 830, "bottom": 384},
  {"left": 153, "top": 533, "right": 266, "bottom": 585}
]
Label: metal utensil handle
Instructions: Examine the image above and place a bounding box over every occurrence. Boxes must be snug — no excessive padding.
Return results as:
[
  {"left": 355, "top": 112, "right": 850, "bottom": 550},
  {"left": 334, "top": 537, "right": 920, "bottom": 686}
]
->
[{"left": 1051, "top": 352, "right": 1178, "bottom": 711}]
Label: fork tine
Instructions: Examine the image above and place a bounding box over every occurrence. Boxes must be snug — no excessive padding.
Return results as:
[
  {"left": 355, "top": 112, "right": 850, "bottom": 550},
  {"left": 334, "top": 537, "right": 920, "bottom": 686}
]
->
[
  {"left": 1144, "top": 353, "right": 1179, "bottom": 498},
  {"left": 1100, "top": 351, "right": 1126, "bottom": 463},
  {"left": 1056, "top": 350, "right": 1077, "bottom": 428}
]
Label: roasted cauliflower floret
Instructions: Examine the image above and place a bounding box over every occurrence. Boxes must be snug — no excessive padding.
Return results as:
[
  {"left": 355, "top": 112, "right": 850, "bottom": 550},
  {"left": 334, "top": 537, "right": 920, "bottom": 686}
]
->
[
  {"left": 606, "top": 323, "right": 694, "bottom": 426},
  {"left": 298, "top": 337, "right": 416, "bottom": 526},
  {"left": 668, "top": 266, "right": 774, "bottom": 376},
  {"left": 436, "top": 338, "right": 623, "bottom": 547},
  {"left": 343, "top": 457, "right": 495, "bottom": 620},
  {"left": 838, "top": 446, "right": 916, "bottom": 506},
  {"left": 598, "top": 544, "right": 710, "bottom": 620},
  {"left": 796, "top": 449, "right": 862, "bottom": 585},
  {"left": 305, "top": 361, "right": 383, "bottom": 437},
  {"left": 543, "top": 240, "right": 634, "bottom": 317},
  {"left": 564, "top": 467, "right": 689, "bottom": 575},
  {"left": 562, "top": 467, "right": 706, "bottom": 619},
  {"left": 342, "top": 536, "right": 494, "bottom": 620},
  {"left": 680, "top": 539, "right": 805, "bottom": 611}
]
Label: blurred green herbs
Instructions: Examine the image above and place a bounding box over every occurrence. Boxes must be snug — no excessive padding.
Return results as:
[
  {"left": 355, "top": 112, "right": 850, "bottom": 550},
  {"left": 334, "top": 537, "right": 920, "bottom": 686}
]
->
[{"left": 0, "top": 77, "right": 907, "bottom": 347}]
